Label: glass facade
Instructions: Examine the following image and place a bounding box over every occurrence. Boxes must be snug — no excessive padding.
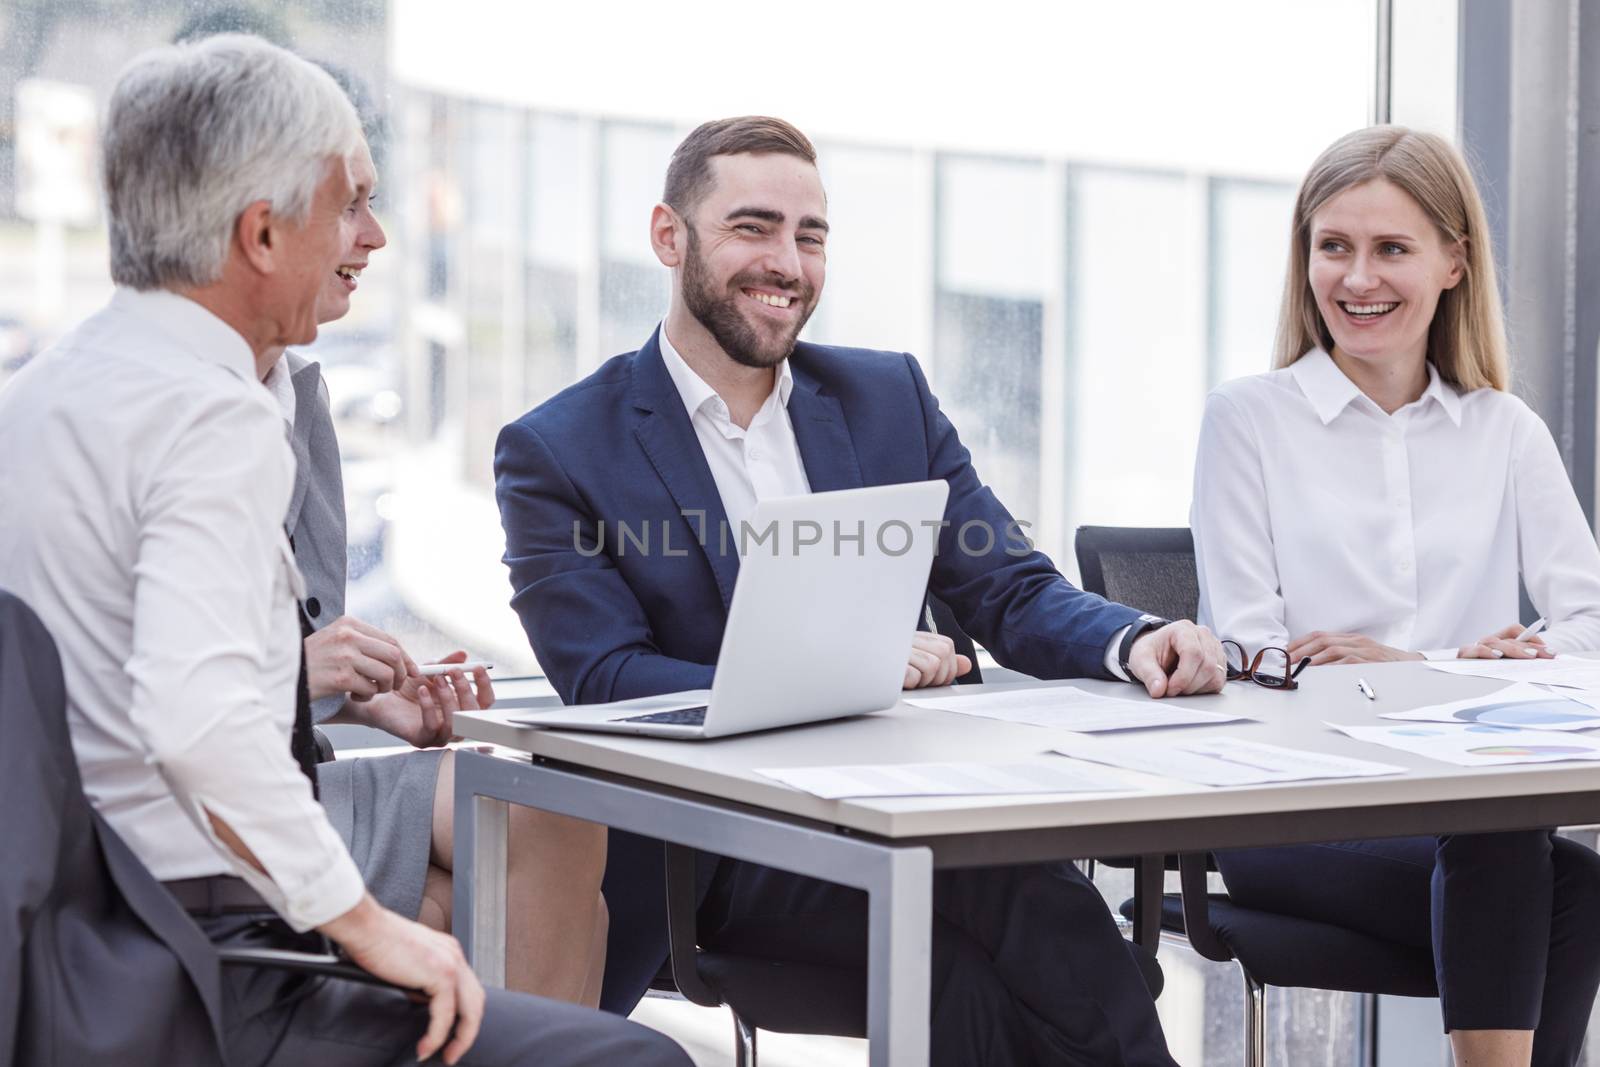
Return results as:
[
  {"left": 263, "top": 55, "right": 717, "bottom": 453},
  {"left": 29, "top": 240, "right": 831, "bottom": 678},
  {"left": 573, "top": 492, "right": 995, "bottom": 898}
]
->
[{"left": 10, "top": 2, "right": 1564, "bottom": 1064}]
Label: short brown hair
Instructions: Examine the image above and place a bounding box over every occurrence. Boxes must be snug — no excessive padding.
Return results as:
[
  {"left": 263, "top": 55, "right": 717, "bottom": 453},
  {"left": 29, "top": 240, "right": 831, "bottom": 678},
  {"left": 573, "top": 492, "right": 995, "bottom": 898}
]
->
[
  {"left": 1273, "top": 125, "right": 1509, "bottom": 392},
  {"left": 663, "top": 116, "right": 817, "bottom": 217}
]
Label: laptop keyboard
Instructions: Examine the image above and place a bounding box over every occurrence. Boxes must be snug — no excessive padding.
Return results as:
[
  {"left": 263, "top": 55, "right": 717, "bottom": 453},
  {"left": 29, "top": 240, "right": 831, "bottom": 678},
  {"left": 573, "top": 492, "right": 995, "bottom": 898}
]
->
[{"left": 610, "top": 705, "right": 709, "bottom": 726}]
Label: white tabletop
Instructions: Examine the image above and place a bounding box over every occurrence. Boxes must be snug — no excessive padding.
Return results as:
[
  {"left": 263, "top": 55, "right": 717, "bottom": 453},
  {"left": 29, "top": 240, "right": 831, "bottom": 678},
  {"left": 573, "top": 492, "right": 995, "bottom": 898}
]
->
[{"left": 454, "top": 660, "right": 1600, "bottom": 840}]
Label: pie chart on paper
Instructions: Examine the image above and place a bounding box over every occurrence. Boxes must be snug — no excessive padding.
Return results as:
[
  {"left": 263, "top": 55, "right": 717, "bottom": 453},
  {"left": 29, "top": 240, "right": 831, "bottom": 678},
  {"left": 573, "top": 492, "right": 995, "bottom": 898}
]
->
[{"left": 1449, "top": 699, "right": 1599, "bottom": 728}]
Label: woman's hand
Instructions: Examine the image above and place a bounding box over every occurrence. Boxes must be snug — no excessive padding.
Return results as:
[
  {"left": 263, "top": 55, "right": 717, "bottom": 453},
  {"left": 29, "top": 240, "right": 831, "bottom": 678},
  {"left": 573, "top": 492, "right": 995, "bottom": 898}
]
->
[
  {"left": 1458, "top": 623, "right": 1554, "bottom": 660},
  {"left": 1287, "top": 631, "right": 1423, "bottom": 666}
]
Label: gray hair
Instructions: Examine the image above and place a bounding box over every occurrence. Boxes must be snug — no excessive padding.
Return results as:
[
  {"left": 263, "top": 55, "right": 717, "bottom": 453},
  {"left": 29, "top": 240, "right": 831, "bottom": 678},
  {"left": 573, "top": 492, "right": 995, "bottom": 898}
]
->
[{"left": 103, "top": 34, "right": 361, "bottom": 290}]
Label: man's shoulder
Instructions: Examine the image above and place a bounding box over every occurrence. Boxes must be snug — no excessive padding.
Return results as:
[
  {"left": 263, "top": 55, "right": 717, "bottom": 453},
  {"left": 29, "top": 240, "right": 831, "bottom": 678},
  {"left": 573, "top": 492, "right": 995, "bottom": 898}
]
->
[
  {"left": 788, "top": 341, "right": 921, "bottom": 393},
  {"left": 9, "top": 307, "right": 257, "bottom": 416},
  {"left": 509, "top": 348, "right": 640, "bottom": 439}
]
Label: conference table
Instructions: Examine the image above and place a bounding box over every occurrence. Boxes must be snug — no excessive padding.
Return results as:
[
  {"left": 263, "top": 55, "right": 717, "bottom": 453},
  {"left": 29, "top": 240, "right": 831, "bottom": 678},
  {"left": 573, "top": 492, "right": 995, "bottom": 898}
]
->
[{"left": 450, "top": 660, "right": 1600, "bottom": 1067}]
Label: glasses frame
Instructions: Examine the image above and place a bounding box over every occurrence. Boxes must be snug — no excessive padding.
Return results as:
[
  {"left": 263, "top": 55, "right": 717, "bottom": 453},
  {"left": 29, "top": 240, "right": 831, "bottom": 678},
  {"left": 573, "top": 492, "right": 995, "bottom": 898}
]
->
[{"left": 1221, "top": 640, "right": 1312, "bottom": 690}]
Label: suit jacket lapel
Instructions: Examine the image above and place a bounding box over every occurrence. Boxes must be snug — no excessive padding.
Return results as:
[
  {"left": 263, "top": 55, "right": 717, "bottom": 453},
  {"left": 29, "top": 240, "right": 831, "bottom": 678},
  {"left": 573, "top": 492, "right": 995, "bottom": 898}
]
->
[
  {"left": 788, "top": 360, "right": 864, "bottom": 493},
  {"left": 631, "top": 332, "right": 740, "bottom": 608},
  {"left": 284, "top": 360, "right": 322, "bottom": 531}
]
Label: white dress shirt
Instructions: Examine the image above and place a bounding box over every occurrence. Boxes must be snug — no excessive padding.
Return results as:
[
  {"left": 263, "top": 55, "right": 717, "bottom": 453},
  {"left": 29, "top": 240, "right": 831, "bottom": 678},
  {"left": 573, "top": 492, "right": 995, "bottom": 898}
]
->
[
  {"left": 657, "top": 324, "right": 1134, "bottom": 677},
  {"left": 262, "top": 350, "right": 298, "bottom": 429},
  {"left": 0, "top": 288, "right": 364, "bottom": 932},
  {"left": 1192, "top": 347, "right": 1600, "bottom": 657},
  {"left": 658, "top": 325, "right": 812, "bottom": 533}
]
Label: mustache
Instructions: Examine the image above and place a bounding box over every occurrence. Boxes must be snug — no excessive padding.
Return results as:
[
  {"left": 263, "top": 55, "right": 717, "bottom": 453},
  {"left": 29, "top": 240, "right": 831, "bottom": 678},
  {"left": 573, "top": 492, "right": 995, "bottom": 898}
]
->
[{"left": 729, "top": 271, "right": 813, "bottom": 303}]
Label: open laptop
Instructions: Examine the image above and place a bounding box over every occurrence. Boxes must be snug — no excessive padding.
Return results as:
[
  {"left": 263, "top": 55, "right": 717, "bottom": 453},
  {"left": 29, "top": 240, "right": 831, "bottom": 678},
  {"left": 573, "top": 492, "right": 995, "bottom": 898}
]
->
[{"left": 511, "top": 480, "right": 950, "bottom": 739}]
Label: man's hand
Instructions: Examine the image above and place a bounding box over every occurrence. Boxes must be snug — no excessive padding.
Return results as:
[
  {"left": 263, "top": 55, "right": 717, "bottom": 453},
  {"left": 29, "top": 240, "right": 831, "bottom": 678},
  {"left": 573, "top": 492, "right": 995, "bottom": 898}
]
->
[
  {"left": 355, "top": 651, "right": 496, "bottom": 748},
  {"left": 904, "top": 632, "right": 973, "bottom": 689},
  {"left": 304, "top": 615, "right": 419, "bottom": 701},
  {"left": 1459, "top": 623, "right": 1554, "bottom": 661},
  {"left": 1127, "top": 621, "right": 1227, "bottom": 698},
  {"left": 321, "top": 895, "right": 483, "bottom": 1065},
  {"left": 1287, "top": 632, "right": 1422, "bottom": 666}
]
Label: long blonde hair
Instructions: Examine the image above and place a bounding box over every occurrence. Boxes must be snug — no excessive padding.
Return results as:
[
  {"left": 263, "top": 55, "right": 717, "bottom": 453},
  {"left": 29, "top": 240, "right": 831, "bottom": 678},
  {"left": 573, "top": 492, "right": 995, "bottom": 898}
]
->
[{"left": 1272, "top": 125, "right": 1509, "bottom": 392}]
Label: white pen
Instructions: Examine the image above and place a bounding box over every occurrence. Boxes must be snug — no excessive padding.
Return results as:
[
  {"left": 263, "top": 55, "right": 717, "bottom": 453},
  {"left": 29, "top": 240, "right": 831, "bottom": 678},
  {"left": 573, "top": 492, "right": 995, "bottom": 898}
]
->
[
  {"left": 1356, "top": 678, "right": 1376, "bottom": 701},
  {"left": 1514, "top": 617, "right": 1548, "bottom": 643},
  {"left": 417, "top": 660, "right": 494, "bottom": 676}
]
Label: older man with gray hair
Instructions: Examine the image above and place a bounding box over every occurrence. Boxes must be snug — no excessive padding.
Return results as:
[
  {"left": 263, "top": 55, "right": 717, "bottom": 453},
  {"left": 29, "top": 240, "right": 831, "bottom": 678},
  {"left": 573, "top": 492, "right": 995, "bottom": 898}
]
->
[{"left": 0, "top": 34, "right": 686, "bottom": 1067}]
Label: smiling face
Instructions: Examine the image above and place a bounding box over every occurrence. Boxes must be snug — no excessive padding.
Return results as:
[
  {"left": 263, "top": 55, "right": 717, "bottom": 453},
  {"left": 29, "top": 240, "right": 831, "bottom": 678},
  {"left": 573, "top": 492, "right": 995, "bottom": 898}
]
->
[
  {"left": 676, "top": 152, "right": 828, "bottom": 369},
  {"left": 316, "top": 139, "right": 386, "bottom": 325},
  {"left": 1307, "top": 177, "right": 1464, "bottom": 370},
  {"left": 268, "top": 153, "right": 356, "bottom": 347}
]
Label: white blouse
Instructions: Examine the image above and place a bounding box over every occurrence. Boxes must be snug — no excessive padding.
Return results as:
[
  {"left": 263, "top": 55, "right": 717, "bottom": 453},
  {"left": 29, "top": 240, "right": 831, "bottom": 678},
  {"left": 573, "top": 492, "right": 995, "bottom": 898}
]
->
[{"left": 1191, "top": 347, "right": 1600, "bottom": 657}]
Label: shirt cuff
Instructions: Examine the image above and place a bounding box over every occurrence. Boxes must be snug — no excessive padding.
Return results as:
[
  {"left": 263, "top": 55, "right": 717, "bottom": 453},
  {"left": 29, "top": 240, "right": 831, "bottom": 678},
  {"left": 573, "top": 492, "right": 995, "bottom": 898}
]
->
[
  {"left": 243, "top": 845, "right": 366, "bottom": 932},
  {"left": 1420, "top": 647, "right": 1460, "bottom": 661},
  {"left": 1104, "top": 625, "right": 1133, "bottom": 681}
]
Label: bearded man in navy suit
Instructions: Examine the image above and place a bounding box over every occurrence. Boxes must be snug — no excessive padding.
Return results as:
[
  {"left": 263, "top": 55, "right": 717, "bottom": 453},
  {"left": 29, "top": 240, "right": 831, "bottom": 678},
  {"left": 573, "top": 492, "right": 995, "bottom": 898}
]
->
[{"left": 495, "top": 116, "right": 1226, "bottom": 1066}]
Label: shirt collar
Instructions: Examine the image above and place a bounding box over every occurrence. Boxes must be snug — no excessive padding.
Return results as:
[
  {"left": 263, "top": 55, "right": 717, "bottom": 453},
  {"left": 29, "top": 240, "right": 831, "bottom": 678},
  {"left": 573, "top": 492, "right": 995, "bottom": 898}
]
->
[
  {"left": 261, "top": 352, "right": 298, "bottom": 430},
  {"left": 1289, "top": 346, "right": 1462, "bottom": 427},
  {"left": 1418, "top": 360, "right": 1464, "bottom": 426},
  {"left": 658, "top": 321, "right": 794, "bottom": 423},
  {"left": 1289, "top": 348, "right": 1363, "bottom": 424},
  {"left": 109, "top": 287, "right": 258, "bottom": 383}
]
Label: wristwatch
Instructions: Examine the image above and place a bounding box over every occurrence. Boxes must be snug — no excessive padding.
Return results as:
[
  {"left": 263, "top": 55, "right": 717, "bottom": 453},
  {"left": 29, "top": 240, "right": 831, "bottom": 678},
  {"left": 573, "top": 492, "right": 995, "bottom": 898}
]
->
[{"left": 1117, "top": 613, "right": 1172, "bottom": 679}]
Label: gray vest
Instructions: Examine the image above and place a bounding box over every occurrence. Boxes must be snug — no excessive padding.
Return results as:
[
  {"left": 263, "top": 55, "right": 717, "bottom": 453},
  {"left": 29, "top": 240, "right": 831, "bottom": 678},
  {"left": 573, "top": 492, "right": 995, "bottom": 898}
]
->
[{"left": 284, "top": 353, "right": 348, "bottom": 724}]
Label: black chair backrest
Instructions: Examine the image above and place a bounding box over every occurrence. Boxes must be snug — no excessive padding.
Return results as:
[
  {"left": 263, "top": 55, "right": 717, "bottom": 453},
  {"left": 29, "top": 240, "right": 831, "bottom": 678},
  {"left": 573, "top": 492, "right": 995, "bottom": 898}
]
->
[
  {"left": 0, "top": 590, "right": 227, "bottom": 1065},
  {"left": 1074, "top": 527, "right": 1199, "bottom": 623}
]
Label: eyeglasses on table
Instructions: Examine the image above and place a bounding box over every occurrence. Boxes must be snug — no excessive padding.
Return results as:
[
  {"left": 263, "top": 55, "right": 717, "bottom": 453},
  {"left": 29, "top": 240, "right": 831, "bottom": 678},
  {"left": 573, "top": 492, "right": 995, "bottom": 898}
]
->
[{"left": 1222, "top": 640, "right": 1311, "bottom": 690}]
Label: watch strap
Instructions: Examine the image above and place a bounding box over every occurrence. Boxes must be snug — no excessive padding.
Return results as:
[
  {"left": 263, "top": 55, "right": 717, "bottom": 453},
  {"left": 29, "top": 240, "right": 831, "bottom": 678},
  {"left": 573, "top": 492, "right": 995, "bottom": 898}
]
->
[{"left": 1117, "top": 614, "right": 1171, "bottom": 679}]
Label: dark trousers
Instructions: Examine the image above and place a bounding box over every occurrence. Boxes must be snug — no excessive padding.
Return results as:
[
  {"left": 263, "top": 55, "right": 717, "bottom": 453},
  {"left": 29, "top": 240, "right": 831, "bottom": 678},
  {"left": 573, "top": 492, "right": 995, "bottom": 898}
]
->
[
  {"left": 201, "top": 912, "right": 690, "bottom": 1067},
  {"left": 1216, "top": 831, "right": 1600, "bottom": 1067},
  {"left": 697, "top": 859, "right": 1178, "bottom": 1067}
]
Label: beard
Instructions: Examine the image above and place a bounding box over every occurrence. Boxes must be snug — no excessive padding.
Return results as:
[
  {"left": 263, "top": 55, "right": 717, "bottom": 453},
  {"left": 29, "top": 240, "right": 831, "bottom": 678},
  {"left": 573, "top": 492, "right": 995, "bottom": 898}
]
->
[{"left": 681, "top": 227, "right": 816, "bottom": 369}]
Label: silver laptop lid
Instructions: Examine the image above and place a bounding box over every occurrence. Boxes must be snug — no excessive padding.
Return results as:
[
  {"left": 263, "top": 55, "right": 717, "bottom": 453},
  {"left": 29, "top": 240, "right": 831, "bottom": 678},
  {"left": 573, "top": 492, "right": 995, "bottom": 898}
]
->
[{"left": 701, "top": 480, "right": 950, "bottom": 738}]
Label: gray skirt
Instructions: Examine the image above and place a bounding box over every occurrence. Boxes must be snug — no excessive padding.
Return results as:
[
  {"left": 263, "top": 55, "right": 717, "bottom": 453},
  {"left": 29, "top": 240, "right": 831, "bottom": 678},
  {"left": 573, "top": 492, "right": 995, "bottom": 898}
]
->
[{"left": 318, "top": 749, "right": 445, "bottom": 921}]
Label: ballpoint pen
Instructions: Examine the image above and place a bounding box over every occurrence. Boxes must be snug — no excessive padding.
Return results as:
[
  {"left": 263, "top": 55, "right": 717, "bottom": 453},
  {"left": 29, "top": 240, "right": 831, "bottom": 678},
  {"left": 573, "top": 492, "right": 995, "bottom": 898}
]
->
[
  {"left": 1356, "top": 678, "right": 1376, "bottom": 701},
  {"left": 1514, "top": 617, "right": 1548, "bottom": 643}
]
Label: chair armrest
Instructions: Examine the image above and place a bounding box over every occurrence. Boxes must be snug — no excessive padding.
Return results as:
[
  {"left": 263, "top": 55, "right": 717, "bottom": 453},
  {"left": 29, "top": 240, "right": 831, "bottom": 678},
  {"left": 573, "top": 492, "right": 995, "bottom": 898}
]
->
[
  {"left": 216, "top": 946, "right": 413, "bottom": 991},
  {"left": 1176, "top": 852, "right": 1234, "bottom": 963},
  {"left": 663, "top": 842, "right": 722, "bottom": 1008}
]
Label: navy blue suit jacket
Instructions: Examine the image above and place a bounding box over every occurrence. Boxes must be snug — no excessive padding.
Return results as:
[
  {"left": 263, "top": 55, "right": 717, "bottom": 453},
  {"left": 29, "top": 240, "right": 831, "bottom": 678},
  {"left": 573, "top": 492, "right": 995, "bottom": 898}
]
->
[
  {"left": 495, "top": 329, "right": 1140, "bottom": 704},
  {"left": 494, "top": 330, "right": 1144, "bottom": 1013}
]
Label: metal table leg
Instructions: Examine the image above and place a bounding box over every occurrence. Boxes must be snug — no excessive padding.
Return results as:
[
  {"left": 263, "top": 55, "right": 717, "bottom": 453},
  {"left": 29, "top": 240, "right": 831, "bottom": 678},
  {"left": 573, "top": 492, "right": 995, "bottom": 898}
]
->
[
  {"left": 453, "top": 764, "right": 508, "bottom": 987},
  {"left": 867, "top": 845, "right": 933, "bottom": 1067},
  {"left": 452, "top": 751, "right": 937, "bottom": 1065}
]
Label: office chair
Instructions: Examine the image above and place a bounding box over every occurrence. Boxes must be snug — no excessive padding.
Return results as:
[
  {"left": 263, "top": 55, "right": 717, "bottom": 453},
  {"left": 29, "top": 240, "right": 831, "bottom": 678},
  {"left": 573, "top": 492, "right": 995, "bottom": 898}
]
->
[
  {"left": 656, "top": 843, "right": 1168, "bottom": 1067},
  {"left": 1073, "top": 526, "right": 1439, "bottom": 1067},
  {"left": 1073, "top": 525, "right": 1200, "bottom": 622},
  {"left": 646, "top": 599, "right": 1161, "bottom": 1065},
  {"left": 2, "top": 590, "right": 406, "bottom": 1067}
]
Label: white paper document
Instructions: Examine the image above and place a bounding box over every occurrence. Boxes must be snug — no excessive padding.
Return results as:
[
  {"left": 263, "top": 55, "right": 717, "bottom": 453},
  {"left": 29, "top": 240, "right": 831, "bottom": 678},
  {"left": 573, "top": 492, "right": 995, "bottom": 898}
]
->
[
  {"left": 1381, "top": 683, "right": 1600, "bottom": 731},
  {"left": 905, "top": 686, "right": 1249, "bottom": 732},
  {"left": 1333, "top": 722, "right": 1600, "bottom": 767},
  {"left": 1424, "top": 658, "right": 1600, "bottom": 691},
  {"left": 1051, "top": 736, "right": 1406, "bottom": 788},
  {"left": 754, "top": 760, "right": 1138, "bottom": 800}
]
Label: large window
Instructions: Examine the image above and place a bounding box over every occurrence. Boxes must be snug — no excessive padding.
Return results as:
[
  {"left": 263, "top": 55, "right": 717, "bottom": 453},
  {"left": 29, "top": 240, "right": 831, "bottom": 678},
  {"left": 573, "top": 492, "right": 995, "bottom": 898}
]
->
[{"left": 0, "top": 2, "right": 1441, "bottom": 1062}]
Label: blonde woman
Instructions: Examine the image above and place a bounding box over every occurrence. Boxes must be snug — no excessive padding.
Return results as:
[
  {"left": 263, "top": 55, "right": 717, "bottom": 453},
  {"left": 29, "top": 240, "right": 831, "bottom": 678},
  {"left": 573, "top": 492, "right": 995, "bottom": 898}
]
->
[{"left": 1192, "top": 126, "right": 1600, "bottom": 1067}]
